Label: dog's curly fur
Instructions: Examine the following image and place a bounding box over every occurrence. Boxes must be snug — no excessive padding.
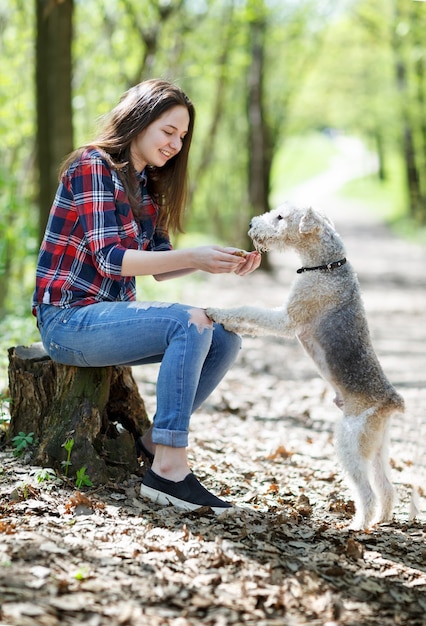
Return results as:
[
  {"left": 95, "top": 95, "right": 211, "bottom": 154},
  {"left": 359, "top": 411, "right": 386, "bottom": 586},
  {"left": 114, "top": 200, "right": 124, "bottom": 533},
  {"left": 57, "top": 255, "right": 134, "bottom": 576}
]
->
[{"left": 207, "top": 203, "right": 404, "bottom": 530}]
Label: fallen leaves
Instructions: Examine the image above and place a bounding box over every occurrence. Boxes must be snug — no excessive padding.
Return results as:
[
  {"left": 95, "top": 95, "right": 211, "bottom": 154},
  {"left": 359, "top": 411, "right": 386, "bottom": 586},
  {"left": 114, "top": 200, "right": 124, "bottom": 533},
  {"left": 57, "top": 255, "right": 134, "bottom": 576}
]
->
[
  {"left": 345, "top": 537, "right": 364, "bottom": 560},
  {"left": 1, "top": 247, "right": 425, "bottom": 625},
  {"left": 64, "top": 491, "right": 105, "bottom": 515}
]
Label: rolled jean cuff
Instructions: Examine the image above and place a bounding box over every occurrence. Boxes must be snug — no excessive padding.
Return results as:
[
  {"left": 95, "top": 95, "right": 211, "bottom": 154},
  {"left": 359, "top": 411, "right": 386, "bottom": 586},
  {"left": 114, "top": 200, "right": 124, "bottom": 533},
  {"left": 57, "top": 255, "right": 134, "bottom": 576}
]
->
[{"left": 152, "top": 427, "right": 189, "bottom": 448}]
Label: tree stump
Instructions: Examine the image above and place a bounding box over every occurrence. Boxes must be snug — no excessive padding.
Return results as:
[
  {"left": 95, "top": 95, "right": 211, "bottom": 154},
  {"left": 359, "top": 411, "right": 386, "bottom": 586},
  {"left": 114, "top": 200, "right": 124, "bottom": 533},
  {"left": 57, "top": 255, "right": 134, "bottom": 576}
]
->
[{"left": 7, "top": 344, "right": 151, "bottom": 484}]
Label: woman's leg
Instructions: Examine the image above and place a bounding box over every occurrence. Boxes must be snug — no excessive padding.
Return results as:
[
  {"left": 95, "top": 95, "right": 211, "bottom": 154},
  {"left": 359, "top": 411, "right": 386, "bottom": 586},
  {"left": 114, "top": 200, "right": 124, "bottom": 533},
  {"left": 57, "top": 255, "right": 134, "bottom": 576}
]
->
[
  {"left": 37, "top": 302, "right": 240, "bottom": 512},
  {"left": 141, "top": 321, "right": 241, "bottom": 459},
  {"left": 37, "top": 301, "right": 240, "bottom": 448},
  {"left": 192, "top": 321, "right": 242, "bottom": 411}
]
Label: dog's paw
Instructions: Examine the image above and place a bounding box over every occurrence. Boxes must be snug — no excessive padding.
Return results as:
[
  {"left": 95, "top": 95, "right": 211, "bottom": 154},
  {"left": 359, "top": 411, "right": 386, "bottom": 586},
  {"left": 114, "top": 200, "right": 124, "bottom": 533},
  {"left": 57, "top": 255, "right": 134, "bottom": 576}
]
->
[
  {"left": 348, "top": 518, "right": 366, "bottom": 532},
  {"left": 205, "top": 307, "right": 226, "bottom": 325},
  {"left": 348, "top": 511, "right": 375, "bottom": 531},
  {"left": 205, "top": 307, "right": 221, "bottom": 321},
  {"left": 205, "top": 307, "right": 241, "bottom": 332}
]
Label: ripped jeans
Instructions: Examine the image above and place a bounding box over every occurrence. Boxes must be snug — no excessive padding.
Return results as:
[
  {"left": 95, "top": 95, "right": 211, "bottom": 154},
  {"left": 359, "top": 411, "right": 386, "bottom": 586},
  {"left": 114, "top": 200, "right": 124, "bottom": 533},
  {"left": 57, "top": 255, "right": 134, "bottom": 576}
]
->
[{"left": 35, "top": 302, "right": 241, "bottom": 447}]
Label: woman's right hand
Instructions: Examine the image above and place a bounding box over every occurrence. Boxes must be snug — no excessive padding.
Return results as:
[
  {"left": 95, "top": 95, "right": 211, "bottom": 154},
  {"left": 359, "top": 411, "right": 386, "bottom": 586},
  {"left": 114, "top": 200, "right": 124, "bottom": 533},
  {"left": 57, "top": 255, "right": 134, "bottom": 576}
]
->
[{"left": 191, "top": 246, "right": 248, "bottom": 274}]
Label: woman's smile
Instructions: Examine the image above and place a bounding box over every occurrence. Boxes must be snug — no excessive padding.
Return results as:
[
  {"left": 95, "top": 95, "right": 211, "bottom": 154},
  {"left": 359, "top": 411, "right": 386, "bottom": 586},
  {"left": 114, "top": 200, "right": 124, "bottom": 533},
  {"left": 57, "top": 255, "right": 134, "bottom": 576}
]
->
[{"left": 130, "top": 105, "right": 189, "bottom": 171}]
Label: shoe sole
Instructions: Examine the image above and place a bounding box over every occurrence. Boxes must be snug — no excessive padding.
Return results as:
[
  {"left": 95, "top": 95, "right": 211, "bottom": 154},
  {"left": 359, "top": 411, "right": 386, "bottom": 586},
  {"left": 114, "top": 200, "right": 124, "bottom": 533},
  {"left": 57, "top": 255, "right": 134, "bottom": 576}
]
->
[{"left": 140, "top": 484, "right": 232, "bottom": 515}]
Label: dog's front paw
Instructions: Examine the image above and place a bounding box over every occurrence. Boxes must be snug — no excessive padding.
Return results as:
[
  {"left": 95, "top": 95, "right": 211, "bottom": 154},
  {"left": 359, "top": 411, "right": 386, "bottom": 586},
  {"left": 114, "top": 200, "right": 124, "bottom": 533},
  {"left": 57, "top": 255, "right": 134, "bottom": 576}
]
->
[
  {"left": 205, "top": 307, "right": 241, "bottom": 333},
  {"left": 205, "top": 307, "right": 222, "bottom": 323}
]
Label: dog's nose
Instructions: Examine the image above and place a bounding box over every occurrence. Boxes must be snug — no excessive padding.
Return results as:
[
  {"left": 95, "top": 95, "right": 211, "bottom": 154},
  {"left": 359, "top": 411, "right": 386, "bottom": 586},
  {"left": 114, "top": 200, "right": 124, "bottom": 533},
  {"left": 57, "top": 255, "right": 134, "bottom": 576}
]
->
[{"left": 249, "top": 220, "right": 253, "bottom": 229}]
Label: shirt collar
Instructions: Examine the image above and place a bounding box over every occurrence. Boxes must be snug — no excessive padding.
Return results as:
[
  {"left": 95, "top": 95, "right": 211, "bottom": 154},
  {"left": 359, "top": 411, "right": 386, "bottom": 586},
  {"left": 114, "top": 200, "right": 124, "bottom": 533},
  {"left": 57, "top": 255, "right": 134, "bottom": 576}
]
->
[{"left": 135, "top": 168, "right": 148, "bottom": 186}]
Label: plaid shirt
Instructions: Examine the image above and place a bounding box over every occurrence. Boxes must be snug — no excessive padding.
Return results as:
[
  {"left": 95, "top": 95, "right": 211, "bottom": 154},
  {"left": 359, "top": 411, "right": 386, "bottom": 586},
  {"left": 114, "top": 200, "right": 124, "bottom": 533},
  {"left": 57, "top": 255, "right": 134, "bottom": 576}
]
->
[{"left": 32, "top": 148, "right": 172, "bottom": 312}]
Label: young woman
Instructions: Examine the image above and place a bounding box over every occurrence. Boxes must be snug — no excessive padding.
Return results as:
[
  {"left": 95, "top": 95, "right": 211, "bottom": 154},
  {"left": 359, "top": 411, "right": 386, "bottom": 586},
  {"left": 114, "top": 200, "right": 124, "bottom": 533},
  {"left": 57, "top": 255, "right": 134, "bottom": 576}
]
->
[{"left": 32, "top": 79, "right": 261, "bottom": 513}]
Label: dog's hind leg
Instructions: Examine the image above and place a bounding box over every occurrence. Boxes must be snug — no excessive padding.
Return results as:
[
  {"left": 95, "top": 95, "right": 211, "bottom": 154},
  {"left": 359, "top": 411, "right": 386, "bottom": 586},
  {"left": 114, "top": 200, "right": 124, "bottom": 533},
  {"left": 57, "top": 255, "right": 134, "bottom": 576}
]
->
[
  {"left": 371, "top": 420, "right": 395, "bottom": 524},
  {"left": 335, "top": 411, "right": 378, "bottom": 530}
]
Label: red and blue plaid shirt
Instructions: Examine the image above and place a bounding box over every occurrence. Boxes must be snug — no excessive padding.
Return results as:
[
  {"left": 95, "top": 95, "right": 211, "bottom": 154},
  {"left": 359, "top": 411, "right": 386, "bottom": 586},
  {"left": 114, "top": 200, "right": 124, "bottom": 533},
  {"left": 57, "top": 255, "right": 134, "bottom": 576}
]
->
[{"left": 32, "top": 148, "right": 172, "bottom": 312}]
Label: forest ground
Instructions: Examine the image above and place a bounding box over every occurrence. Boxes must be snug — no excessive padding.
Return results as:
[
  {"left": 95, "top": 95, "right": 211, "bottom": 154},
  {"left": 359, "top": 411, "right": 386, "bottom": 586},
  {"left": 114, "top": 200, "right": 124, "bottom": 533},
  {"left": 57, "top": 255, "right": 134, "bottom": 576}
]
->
[{"left": 0, "top": 138, "right": 425, "bottom": 625}]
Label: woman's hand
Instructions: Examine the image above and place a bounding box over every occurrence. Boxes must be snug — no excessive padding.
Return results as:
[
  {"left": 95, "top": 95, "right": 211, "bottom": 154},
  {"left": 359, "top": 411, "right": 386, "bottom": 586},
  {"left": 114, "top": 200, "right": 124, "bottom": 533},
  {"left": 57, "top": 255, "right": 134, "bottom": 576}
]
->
[
  {"left": 191, "top": 246, "right": 261, "bottom": 275},
  {"left": 190, "top": 246, "right": 248, "bottom": 274},
  {"left": 232, "top": 250, "right": 262, "bottom": 276}
]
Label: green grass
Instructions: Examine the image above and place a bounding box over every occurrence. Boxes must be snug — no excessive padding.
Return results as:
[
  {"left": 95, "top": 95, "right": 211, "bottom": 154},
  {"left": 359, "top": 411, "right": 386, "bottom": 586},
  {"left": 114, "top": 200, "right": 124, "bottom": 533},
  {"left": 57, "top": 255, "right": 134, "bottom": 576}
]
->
[
  {"left": 270, "top": 132, "right": 340, "bottom": 205},
  {"left": 338, "top": 149, "right": 405, "bottom": 220},
  {"left": 338, "top": 154, "right": 426, "bottom": 244},
  {"left": 271, "top": 133, "right": 426, "bottom": 245}
]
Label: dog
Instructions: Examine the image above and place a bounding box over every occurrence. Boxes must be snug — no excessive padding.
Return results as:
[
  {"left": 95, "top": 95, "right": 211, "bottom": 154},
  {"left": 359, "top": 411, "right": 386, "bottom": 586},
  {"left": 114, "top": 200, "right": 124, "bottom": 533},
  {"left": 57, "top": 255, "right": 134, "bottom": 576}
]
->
[{"left": 206, "top": 203, "right": 404, "bottom": 530}]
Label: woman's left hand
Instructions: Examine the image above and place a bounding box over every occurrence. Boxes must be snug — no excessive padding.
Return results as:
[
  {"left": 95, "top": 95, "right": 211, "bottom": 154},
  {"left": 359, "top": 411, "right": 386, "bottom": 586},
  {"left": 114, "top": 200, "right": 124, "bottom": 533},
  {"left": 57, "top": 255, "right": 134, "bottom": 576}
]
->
[{"left": 232, "top": 251, "right": 262, "bottom": 276}]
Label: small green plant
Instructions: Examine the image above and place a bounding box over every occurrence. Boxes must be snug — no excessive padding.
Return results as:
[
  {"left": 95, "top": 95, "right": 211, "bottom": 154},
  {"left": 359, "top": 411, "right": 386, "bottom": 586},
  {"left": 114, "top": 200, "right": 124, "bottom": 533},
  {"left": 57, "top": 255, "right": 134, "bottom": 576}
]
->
[
  {"left": 61, "top": 437, "right": 74, "bottom": 476},
  {"left": 73, "top": 566, "right": 90, "bottom": 581},
  {"left": 11, "top": 431, "right": 34, "bottom": 456},
  {"left": 75, "top": 466, "right": 93, "bottom": 489},
  {"left": 34, "top": 468, "right": 57, "bottom": 483},
  {"left": 61, "top": 437, "right": 93, "bottom": 488}
]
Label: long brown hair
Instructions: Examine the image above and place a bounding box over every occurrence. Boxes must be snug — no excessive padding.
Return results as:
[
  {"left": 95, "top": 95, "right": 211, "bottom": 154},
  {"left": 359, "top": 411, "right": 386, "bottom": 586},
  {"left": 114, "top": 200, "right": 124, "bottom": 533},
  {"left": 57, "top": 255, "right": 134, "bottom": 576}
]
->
[{"left": 60, "top": 79, "right": 195, "bottom": 232}]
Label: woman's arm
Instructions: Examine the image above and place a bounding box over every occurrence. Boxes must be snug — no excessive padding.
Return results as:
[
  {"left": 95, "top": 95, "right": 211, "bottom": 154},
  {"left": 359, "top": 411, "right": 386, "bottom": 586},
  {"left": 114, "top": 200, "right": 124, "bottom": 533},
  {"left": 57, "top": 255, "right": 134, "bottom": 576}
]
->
[
  {"left": 154, "top": 268, "right": 197, "bottom": 281},
  {"left": 121, "top": 246, "right": 256, "bottom": 279},
  {"left": 154, "top": 249, "right": 261, "bottom": 280}
]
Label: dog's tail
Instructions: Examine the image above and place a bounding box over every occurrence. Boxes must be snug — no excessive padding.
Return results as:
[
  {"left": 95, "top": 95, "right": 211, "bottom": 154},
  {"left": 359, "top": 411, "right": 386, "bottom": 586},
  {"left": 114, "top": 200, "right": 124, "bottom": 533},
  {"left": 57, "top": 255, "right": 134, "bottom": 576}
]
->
[{"left": 381, "top": 387, "right": 405, "bottom": 418}]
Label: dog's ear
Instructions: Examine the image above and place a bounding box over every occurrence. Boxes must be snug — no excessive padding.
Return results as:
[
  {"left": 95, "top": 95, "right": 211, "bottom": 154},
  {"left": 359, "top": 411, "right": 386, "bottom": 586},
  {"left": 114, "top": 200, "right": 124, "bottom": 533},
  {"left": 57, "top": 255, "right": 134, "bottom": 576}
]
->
[
  {"left": 299, "top": 208, "right": 322, "bottom": 234},
  {"left": 322, "top": 214, "right": 335, "bottom": 229}
]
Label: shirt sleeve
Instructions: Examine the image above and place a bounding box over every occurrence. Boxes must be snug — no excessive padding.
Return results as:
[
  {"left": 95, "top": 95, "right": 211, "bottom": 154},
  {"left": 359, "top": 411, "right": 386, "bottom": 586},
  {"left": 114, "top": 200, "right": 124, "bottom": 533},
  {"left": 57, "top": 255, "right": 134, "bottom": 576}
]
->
[
  {"left": 69, "top": 152, "right": 129, "bottom": 279},
  {"left": 143, "top": 208, "right": 173, "bottom": 252}
]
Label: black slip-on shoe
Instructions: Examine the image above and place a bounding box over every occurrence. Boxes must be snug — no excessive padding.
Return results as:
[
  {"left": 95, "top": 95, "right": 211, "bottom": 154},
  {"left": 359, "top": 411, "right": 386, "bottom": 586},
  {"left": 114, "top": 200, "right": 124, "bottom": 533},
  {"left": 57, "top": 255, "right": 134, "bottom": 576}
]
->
[
  {"left": 140, "top": 469, "right": 232, "bottom": 514},
  {"left": 135, "top": 436, "right": 155, "bottom": 464}
]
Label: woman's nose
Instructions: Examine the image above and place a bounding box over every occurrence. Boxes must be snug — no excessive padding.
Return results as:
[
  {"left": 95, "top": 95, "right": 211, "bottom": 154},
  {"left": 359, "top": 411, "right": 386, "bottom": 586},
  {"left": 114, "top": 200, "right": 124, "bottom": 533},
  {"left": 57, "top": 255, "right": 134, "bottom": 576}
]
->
[{"left": 169, "top": 136, "right": 181, "bottom": 151}]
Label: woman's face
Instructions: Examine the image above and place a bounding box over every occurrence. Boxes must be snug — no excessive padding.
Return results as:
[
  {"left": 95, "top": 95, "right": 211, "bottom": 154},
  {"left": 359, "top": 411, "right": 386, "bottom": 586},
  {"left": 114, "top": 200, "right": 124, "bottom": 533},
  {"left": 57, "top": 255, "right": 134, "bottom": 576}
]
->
[{"left": 130, "top": 105, "right": 190, "bottom": 172}]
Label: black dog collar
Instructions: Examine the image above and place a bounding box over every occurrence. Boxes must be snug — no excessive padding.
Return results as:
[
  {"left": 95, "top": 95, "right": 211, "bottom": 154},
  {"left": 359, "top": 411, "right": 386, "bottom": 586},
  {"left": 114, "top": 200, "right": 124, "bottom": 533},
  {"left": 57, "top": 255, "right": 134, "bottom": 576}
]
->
[{"left": 297, "top": 257, "right": 347, "bottom": 274}]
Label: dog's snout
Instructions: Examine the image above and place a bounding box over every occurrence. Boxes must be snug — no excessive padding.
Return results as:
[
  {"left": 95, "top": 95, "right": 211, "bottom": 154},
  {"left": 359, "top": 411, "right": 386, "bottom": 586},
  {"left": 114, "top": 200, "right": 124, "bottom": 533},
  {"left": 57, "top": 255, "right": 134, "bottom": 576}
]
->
[{"left": 249, "top": 220, "right": 253, "bottom": 229}]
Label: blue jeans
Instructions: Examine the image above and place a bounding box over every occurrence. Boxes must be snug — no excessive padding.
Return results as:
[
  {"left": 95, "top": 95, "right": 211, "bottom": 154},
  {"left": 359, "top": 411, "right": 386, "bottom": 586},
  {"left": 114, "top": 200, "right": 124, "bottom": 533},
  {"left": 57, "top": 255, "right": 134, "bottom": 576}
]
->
[{"left": 35, "top": 302, "right": 241, "bottom": 447}]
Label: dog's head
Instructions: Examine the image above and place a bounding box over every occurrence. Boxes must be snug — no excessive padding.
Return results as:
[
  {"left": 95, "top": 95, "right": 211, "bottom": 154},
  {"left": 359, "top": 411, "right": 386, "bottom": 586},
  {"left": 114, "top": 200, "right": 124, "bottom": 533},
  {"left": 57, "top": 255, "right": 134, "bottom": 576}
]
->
[{"left": 248, "top": 203, "right": 337, "bottom": 253}]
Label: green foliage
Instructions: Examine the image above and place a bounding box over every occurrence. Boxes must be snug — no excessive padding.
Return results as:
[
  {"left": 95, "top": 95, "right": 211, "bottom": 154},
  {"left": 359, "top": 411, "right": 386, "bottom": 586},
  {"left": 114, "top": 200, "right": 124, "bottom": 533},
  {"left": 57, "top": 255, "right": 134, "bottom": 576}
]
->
[
  {"left": 11, "top": 431, "right": 34, "bottom": 457},
  {"left": 0, "top": 3, "right": 37, "bottom": 316},
  {"left": 0, "top": 314, "right": 40, "bottom": 403},
  {"left": 0, "top": 392, "right": 10, "bottom": 430},
  {"left": 61, "top": 436, "right": 93, "bottom": 488},
  {"left": 34, "top": 468, "right": 57, "bottom": 484},
  {"left": 270, "top": 132, "right": 340, "bottom": 205},
  {"left": 75, "top": 466, "right": 93, "bottom": 489},
  {"left": 61, "top": 437, "right": 74, "bottom": 477},
  {"left": 73, "top": 566, "right": 90, "bottom": 581},
  {"left": 338, "top": 149, "right": 406, "bottom": 219},
  {"left": 18, "top": 482, "right": 29, "bottom": 500},
  {"left": 1, "top": 0, "right": 424, "bottom": 350}
]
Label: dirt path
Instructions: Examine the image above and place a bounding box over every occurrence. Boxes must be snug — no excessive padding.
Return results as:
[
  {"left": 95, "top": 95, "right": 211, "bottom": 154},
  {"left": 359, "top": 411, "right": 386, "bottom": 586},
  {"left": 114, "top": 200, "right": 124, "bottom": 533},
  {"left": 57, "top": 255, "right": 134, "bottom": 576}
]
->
[{"left": 0, "top": 143, "right": 425, "bottom": 625}]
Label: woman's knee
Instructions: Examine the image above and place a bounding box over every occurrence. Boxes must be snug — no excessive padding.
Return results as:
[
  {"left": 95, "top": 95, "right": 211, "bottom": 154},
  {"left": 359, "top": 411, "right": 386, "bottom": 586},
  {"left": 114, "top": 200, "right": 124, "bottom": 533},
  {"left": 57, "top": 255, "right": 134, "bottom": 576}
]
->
[
  {"left": 213, "top": 321, "right": 242, "bottom": 357},
  {"left": 186, "top": 307, "right": 214, "bottom": 333}
]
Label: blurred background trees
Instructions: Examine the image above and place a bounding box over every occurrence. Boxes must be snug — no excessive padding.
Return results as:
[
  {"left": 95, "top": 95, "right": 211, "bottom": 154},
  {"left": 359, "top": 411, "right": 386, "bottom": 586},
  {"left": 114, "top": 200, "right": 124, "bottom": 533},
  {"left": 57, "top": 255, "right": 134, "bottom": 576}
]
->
[{"left": 0, "top": 0, "right": 425, "bottom": 345}]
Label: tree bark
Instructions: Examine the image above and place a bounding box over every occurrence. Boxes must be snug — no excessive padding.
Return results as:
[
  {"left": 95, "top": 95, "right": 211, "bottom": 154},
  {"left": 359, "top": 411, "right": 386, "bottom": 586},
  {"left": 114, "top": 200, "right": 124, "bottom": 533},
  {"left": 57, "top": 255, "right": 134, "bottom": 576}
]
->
[
  {"left": 36, "top": 0, "right": 74, "bottom": 242},
  {"left": 8, "top": 344, "right": 151, "bottom": 484},
  {"left": 247, "top": 14, "right": 272, "bottom": 270},
  {"left": 247, "top": 17, "right": 270, "bottom": 218}
]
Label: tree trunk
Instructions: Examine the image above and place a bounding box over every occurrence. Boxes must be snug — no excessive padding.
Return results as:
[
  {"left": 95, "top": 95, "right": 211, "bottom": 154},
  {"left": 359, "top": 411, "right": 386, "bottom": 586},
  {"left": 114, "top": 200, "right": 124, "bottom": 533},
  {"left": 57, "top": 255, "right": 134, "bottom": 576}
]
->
[
  {"left": 247, "top": 14, "right": 272, "bottom": 270},
  {"left": 8, "top": 344, "right": 151, "bottom": 484},
  {"left": 36, "top": 0, "right": 74, "bottom": 242},
  {"left": 247, "top": 17, "right": 270, "bottom": 218}
]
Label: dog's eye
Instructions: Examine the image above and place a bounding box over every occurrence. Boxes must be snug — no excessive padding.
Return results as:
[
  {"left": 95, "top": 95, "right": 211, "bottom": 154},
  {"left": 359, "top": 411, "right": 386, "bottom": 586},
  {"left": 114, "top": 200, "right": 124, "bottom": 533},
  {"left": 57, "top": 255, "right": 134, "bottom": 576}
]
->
[{"left": 276, "top": 215, "right": 284, "bottom": 221}]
